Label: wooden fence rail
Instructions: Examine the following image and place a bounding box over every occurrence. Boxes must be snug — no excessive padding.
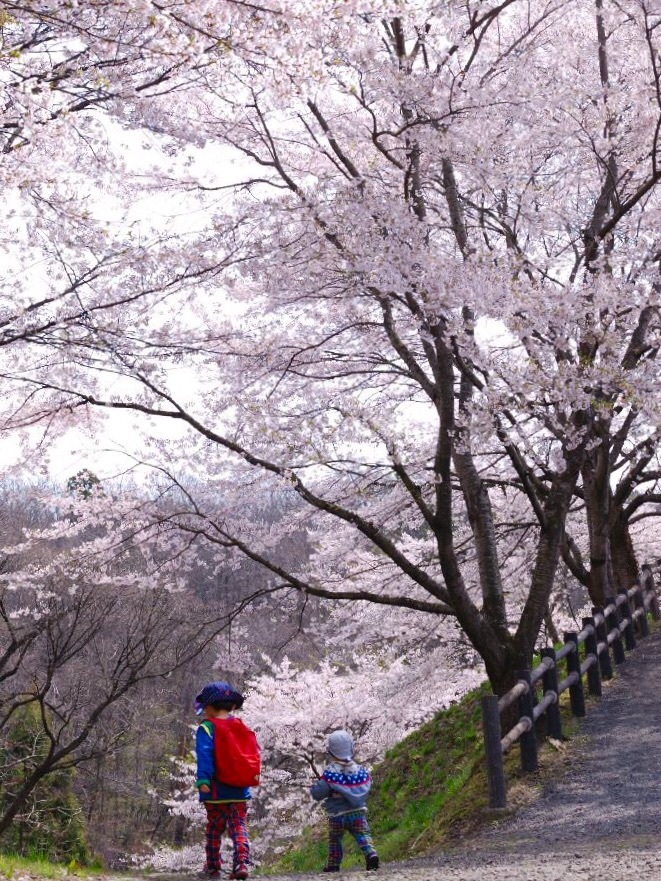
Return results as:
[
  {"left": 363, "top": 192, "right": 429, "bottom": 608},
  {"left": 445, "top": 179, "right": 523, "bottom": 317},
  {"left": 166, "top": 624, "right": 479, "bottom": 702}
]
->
[{"left": 481, "top": 568, "right": 661, "bottom": 808}]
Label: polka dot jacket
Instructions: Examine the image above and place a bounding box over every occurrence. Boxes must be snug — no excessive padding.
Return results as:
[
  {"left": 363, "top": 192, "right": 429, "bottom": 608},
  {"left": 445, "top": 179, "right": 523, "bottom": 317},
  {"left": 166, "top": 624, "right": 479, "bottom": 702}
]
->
[{"left": 310, "top": 760, "right": 373, "bottom": 816}]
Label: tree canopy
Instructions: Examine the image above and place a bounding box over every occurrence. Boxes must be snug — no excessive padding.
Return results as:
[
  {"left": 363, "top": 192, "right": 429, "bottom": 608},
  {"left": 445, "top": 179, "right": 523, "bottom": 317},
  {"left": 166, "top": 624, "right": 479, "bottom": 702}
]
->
[{"left": 2, "top": 0, "right": 661, "bottom": 700}]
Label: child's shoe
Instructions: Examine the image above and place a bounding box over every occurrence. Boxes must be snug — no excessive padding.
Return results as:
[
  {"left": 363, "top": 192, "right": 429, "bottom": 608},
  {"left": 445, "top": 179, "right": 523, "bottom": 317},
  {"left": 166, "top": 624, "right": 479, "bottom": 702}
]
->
[
  {"left": 322, "top": 867, "right": 340, "bottom": 873},
  {"left": 365, "top": 853, "right": 379, "bottom": 871},
  {"left": 230, "top": 866, "right": 249, "bottom": 880},
  {"left": 198, "top": 867, "right": 220, "bottom": 880}
]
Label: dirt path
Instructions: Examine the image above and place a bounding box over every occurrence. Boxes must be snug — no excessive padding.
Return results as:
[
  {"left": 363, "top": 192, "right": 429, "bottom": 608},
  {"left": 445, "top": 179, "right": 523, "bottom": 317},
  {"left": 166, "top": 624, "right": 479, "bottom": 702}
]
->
[{"left": 467, "top": 627, "right": 661, "bottom": 852}]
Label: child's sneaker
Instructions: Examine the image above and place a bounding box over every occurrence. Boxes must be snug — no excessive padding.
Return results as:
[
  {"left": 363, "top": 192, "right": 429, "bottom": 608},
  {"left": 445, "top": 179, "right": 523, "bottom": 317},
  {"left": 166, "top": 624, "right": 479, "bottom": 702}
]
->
[
  {"left": 365, "top": 854, "right": 379, "bottom": 871},
  {"left": 198, "top": 868, "right": 220, "bottom": 880},
  {"left": 230, "top": 866, "right": 249, "bottom": 880},
  {"left": 322, "top": 868, "right": 340, "bottom": 873}
]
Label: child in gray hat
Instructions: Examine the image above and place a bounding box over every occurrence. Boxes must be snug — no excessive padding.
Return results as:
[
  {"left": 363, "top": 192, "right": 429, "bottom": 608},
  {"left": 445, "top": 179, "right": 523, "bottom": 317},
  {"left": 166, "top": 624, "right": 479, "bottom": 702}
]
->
[{"left": 310, "top": 730, "right": 379, "bottom": 872}]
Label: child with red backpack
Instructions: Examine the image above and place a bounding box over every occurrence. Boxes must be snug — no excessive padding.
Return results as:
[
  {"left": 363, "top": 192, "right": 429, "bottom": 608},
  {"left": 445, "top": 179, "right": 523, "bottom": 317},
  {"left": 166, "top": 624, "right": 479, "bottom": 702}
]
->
[{"left": 195, "top": 681, "right": 261, "bottom": 880}]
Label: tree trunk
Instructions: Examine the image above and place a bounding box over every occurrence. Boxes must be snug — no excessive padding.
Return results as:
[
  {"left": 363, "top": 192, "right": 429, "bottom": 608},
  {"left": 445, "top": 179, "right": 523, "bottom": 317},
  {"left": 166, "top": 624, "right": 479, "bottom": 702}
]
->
[
  {"left": 515, "top": 441, "right": 587, "bottom": 660},
  {"left": 610, "top": 504, "right": 639, "bottom": 590},
  {"left": 544, "top": 605, "right": 560, "bottom": 644},
  {"left": 0, "top": 762, "right": 53, "bottom": 840},
  {"left": 582, "top": 437, "right": 614, "bottom": 606}
]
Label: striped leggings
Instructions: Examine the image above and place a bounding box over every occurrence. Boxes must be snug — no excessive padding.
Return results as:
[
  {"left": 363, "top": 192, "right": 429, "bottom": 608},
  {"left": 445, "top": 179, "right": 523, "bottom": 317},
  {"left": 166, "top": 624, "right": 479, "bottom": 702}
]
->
[
  {"left": 203, "top": 802, "right": 250, "bottom": 872},
  {"left": 326, "top": 810, "right": 377, "bottom": 868}
]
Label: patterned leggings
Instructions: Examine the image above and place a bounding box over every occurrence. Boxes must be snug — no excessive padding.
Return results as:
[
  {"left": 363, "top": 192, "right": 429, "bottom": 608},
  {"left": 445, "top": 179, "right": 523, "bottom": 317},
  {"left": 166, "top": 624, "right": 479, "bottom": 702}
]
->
[
  {"left": 204, "top": 802, "right": 250, "bottom": 872},
  {"left": 326, "top": 810, "right": 377, "bottom": 868}
]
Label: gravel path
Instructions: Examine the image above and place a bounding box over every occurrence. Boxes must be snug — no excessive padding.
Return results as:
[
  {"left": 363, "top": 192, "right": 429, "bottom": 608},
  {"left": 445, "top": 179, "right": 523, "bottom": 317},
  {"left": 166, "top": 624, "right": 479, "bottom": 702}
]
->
[
  {"left": 461, "top": 627, "right": 661, "bottom": 854},
  {"left": 271, "top": 627, "right": 661, "bottom": 880}
]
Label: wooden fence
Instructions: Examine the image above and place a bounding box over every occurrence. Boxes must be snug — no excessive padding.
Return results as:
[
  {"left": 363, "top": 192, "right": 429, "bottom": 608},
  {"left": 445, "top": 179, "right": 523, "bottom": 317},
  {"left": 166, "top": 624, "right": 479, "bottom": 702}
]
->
[{"left": 481, "top": 567, "right": 661, "bottom": 808}]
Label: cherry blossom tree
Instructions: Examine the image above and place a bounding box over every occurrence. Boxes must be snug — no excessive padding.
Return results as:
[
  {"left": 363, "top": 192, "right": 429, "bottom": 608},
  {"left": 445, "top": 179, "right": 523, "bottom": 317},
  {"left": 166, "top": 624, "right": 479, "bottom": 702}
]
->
[{"left": 2, "top": 1, "right": 661, "bottom": 700}]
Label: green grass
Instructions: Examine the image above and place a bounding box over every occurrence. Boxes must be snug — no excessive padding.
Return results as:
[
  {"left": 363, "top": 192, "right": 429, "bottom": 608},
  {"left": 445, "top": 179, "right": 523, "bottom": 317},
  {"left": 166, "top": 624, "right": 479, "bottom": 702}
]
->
[
  {"left": 0, "top": 853, "right": 70, "bottom": 879},
  {"left": 0, "top": 853, "right": 104, "bottom": 879}
]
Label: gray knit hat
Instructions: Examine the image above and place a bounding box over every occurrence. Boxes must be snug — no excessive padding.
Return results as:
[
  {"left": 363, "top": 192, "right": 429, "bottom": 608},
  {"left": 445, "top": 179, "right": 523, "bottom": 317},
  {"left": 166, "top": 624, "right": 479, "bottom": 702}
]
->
[{"left": 327, "top": 729, "right": 354, "bottom": 761}]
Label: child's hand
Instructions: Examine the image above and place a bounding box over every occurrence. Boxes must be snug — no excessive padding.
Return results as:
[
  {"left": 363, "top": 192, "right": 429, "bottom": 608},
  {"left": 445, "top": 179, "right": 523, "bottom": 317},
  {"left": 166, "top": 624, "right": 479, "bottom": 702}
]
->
[{"left": 199, "top": 784, "right": 211, "bottom": 793}]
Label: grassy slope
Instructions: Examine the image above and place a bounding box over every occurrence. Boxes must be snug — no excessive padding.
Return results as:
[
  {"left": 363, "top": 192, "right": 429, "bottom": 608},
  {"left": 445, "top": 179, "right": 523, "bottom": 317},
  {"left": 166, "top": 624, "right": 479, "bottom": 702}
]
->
[
  {"left": 266, "top": 680, "right": 584, "bottom": 874},
  {"left": 0, "top": 854, "right": 87, "bottom": 880}
]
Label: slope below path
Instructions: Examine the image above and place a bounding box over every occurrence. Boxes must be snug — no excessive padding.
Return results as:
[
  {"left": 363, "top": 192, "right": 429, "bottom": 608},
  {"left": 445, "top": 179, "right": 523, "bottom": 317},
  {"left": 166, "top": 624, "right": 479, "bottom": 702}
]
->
[{"left": 279, "top": 627, "right": 661, "bottom": 880}]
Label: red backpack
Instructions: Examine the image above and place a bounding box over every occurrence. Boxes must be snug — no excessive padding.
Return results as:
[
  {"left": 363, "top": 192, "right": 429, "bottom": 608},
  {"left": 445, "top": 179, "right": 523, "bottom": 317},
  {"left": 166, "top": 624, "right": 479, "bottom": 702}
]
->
[{"left": 210, "top": 716, "right": 261, "bottom": 788}]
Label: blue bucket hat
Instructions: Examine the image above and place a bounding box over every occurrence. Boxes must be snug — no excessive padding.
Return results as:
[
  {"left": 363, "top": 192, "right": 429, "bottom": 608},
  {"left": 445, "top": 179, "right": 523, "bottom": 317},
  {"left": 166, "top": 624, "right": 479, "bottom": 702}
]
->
[{"left": 194, "top": 681, "right": 245, "bottom": 715}]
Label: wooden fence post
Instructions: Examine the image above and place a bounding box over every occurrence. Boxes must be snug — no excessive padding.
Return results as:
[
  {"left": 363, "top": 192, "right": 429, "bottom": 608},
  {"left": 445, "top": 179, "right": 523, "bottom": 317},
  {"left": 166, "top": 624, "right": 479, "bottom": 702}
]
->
[
  {"left": 540, "top": 647, "right": 562, "bottom": 738},
  {"left": 481, "top": 694, "right": 506, "bottom": 809},
  {"left": 592, "top": 606, "right": 613, "bottom": 680},
  {"left": 564, "top": 633, "right": 586, "bottom": 717},
  {"left": 605, "top": 595, "right": 626, "bottom": 665},
  {"left": 517, "top": 669, "right": 537, "bottom": 772},
  {"left": 619, "top": 589, "right": 636, "bottom": 651},
  {"left": 582, "top": 616, "right": 602, "bottom": 697}
]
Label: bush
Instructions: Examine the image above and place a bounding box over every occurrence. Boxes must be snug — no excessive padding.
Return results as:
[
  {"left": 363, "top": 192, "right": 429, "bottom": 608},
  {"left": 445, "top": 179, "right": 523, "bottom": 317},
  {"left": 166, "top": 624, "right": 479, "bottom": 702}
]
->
[{"left": 0, "top": 705, "right": 90, "bottom": 863}]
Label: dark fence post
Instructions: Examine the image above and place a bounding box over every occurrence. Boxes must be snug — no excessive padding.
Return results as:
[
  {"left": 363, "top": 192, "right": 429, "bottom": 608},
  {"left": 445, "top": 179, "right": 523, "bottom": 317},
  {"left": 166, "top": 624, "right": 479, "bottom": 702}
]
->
[
  {"left": 619, "top": 589, "right": 636, "bottom": 651},
  {"left": 564, "top": 633, "right": 586, "bottom": 717},
  {"left": 605, "top": 595, "right": 626, "bottom": 665},
  {"left": 481, "top": 694, "right": 506, "bottom": 809},
  {"left": 517, "top": 669, "right": 538, "bottom": 772},
  {"left": 582, "top": 616, "right": 602, "bottom": 697},
  {"left": 633, "top": 582, "right": 650, "bottom": 637},
  {"left": 541, "top": 647, "right": 562, "bottom": 738},
  {"left": 592, "top": 606, "right": 613, "bottom": 680}
]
